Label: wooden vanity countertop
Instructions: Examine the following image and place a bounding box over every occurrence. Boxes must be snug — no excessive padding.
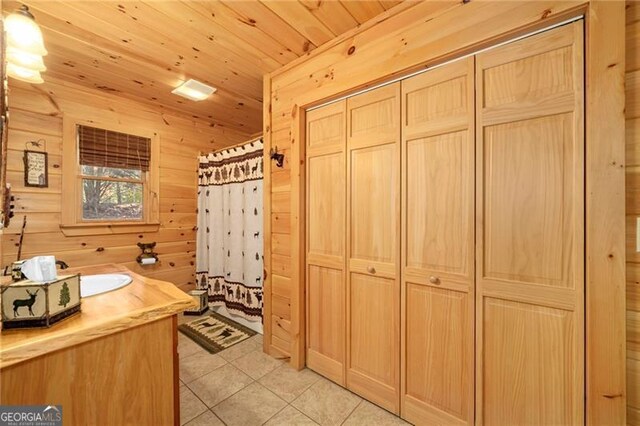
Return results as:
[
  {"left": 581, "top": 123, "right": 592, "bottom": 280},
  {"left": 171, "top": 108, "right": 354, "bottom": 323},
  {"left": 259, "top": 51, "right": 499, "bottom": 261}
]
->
[{"left": 0, "top": 264, "right": 194, "bottom": 369}]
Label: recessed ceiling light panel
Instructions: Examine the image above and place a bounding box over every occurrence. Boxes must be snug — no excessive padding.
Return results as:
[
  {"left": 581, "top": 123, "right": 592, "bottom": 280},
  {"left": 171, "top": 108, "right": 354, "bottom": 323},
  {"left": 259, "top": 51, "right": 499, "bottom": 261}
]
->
[{"left": 172, "top": 79, "right": 217, "bottom": 101}]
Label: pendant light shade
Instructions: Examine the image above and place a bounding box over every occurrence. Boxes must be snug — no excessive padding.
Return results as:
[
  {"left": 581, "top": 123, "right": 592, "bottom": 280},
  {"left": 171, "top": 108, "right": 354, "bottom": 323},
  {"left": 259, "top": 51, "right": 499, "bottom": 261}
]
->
[
  {"left": 6, "top": 47, "right": 46, "bottom": 71},
  {"left": 5, "top": 6, "right": 48, "bottom": 56},
  {"left": 7, "top": 62, "right": 44, "bottom": 84}
]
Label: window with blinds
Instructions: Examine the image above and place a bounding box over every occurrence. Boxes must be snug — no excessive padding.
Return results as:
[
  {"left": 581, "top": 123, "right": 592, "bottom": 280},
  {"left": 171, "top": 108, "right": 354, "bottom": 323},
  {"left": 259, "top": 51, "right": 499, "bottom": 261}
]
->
[
  {"left": 78, "top": 125, "right": 150, "bottom": 171},
  {"left": 77, "top": 125, "right": 150, "bottom": 221}
]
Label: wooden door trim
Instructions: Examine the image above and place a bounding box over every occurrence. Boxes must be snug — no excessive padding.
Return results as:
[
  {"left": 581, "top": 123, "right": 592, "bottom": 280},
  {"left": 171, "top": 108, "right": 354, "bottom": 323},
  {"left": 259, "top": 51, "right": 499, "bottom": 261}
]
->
[
  {"left": 264, "top": 1, "right": 626, "bottom": 422},
  {"left": 585, "top": 2, "right": 627, "bottom": 423}
]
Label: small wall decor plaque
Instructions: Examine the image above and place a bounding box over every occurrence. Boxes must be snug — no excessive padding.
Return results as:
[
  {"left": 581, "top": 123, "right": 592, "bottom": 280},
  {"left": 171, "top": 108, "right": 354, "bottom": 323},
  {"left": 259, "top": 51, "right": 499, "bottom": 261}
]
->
[{"left": 23, "top": 149, "right": 48, "bottom": 188}]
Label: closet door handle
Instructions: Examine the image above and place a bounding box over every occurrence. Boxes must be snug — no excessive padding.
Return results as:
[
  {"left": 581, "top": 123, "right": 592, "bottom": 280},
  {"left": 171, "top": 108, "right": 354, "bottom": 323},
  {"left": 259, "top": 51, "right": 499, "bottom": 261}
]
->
[
  {"left": 429, "top": 276, "right": 441, "bottom": 285},
  {"left": 367, "top": 266, "right": 376, "bottom": 274}
]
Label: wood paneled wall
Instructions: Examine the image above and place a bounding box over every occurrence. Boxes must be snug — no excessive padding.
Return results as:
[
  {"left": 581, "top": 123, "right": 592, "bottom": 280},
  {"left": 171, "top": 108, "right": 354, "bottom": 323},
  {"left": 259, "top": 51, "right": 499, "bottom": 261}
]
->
[
  {"left": 263, "top": 0, "right": 627, "bottom": 422},
  {"left": 627, "top": 1, "right": 640, "bottom": 423},
  {"left": 1, "top": 78, "right": 251, "bottom": 291},
  {"left": 263, "top": 0, "right": 588, "bottom": 363}
]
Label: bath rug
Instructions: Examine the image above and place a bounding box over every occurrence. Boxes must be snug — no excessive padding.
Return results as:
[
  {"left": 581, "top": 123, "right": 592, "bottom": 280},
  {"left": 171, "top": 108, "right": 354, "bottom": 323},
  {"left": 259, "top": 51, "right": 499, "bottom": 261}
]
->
[{"left": 178, "top": 311, "right": 257, "bottom": 354}]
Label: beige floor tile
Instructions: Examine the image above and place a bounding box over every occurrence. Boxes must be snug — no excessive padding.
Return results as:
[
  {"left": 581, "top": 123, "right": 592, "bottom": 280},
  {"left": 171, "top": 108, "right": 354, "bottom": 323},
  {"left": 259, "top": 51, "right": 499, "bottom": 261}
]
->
[
  {"left": 180, "top": 351, "right": 227, "bottom": 384},
  {"left": 178, "top": 333, "right": 205, "bottom": 358},
  {"left": 187, "top": 363, "right": 253, "bottom": 408},
  {"left": 212, "top": 382, "right": 287, "bottom": 426},
  {"left": 218, "top": 338, "right": 259, "bottom": 362},
  {"left": 250, "top": 333, "right": 264, "bottom": 346},
  {"left": 184, "top": 409, "right": 225, "bottom": 426},
  {"left": 232, "top": 349, "right": 284, "bottom": 380},
  {"left": 180, "top": 385, "right": 208, "bottom": 425},
  {"left": 259, "top": 365, "right": 320, "bottom": 402},
  {"left": 264, "top": 405, "right": 318, "bottom": 425},
  {"left": 343, "top": 401, "right": 409, "bottom": 425},
  {"left": 291, "top": 378, "right": 361, "bottom": 425}
]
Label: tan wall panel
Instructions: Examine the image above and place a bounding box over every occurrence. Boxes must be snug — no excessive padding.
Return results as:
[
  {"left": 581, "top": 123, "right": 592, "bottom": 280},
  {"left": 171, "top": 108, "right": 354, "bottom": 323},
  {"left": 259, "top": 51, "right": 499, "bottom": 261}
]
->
[{"left": 628, "top": 3, "right": 640, "bottom": 422}]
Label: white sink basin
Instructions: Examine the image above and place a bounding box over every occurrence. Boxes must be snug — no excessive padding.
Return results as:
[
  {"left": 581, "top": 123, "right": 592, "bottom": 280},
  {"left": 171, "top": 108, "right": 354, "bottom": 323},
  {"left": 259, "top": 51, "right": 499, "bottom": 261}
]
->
[{"left": 80, "top": 274, "right": 132, "bottom": 298}]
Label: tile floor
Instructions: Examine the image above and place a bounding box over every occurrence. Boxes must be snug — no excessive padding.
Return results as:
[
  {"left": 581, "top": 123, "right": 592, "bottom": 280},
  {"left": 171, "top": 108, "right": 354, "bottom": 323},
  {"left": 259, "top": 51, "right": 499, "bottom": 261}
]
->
[{"left": 177, "top": 314, "right": 410, "bottom": 426}]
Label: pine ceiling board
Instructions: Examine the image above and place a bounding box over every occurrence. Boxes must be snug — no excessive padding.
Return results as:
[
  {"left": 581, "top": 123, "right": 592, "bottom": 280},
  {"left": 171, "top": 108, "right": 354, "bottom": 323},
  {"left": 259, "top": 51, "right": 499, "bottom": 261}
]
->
[
  {"left": 340, "top": 0, "right": 386, "bottom": 24},
  {"left": 298, "top": 0, "right": 359, "bottom": 36},
  {"left": 3, "top": 0, "right": 406, "bottom": 135},
  {"left": 41, "top": 46, "right": 261, "bottom": 130},
  {"left": 44, "top": 68, "right": 262, "bottom": 134},
  {"left": 148, "top": 1, "right": 296, "bottom": 66},
  {"left": 42, "top": 63, "right": 259, "bottom": 132},
  {"left": 12, "top": 4, "right": 263, "bottom": 127},
  {"left": 211, "top": 0, "right": 314, "bottom": 57},
  {"left": 9, "top": 77, "right": 253, "bottom": 145},
  {"left": 20, "top": 1, "right": 264, "bottom": 98},
  {"left": 32, "top": 35, "right": 262, "bottom": 133},
  {"left": 181, "top": 0, "right": 298, "bottom": 64},
  {"left": 379, "top": 0, "right": 405, "bottom": 11},
  {"left": 58, "top": 1, "right": 271, "bottom": 82},
  {"left": 36, "top": 23, "right": 263, "bottom": 109},
  {"left": 260, "top": 0, "right": 335, "bottom": 47}
]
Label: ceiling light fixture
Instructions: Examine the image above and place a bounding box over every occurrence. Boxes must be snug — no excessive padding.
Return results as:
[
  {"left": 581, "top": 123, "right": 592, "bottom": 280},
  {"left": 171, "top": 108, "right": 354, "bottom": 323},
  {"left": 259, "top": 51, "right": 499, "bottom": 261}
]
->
[
  {"left": 5, "top": 5, "right": 47, "bottom": 56},
  {"left": 7, "top": 62, "right": 44, "bottom": 84},
  {"left": 172, "top": 79, "right": 216, "bottom": 101},
  {"left": 5, "top": 5, "right": 48, "bottom": 84},
  {"left": 6, "top": 47, "right": 46, "bottom": 71}
]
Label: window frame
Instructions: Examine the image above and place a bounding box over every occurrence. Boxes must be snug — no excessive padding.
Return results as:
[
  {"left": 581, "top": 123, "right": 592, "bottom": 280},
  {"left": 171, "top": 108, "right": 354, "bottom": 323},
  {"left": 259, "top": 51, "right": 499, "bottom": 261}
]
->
[{"left": 61, "top": 116, "right": 160, "bottom": 236}]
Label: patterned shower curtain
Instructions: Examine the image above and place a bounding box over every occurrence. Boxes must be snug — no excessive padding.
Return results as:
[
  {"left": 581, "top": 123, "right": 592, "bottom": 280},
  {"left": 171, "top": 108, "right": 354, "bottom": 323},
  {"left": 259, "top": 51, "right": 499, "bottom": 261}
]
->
[{"left": 196, "top": 138, "right": 264, "bottom": 322}]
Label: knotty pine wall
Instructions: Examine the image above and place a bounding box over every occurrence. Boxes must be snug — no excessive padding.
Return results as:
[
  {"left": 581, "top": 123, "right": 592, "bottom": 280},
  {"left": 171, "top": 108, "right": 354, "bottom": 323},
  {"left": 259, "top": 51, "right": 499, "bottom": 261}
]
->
[
  {"left": 1, "top": 78, "right": 251, "bottom": 292},
  {"left": 627, "top": 2, "right": 640, "bottom": 423},
  {"left": 262, "top": 0, "right": 591, "bottom": 363},
  {"left": 263, "top": 4, "right": 628, "bottom": 422}
]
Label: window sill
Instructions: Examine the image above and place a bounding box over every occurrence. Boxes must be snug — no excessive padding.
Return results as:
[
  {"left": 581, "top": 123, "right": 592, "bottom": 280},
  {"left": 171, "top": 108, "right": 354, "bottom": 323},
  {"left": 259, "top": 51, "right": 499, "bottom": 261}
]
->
[{"left": 60, "top": 222, "right": 160, "bottom": 236}]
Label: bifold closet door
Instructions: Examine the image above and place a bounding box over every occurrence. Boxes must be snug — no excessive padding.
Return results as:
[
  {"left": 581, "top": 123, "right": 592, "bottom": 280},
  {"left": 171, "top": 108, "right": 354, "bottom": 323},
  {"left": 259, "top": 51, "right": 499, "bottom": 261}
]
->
[
  {"left": 476, "top": 22, "right": 584, "bottom": 425},
  {"left": 305, "top": 100, "right": 347, "bottom": 385},
  {"left": 400, "top": 57, "right": 475, "bottom": 425},
  {"left": 346, "top": 83, "right": 401, "bottom": 413}
]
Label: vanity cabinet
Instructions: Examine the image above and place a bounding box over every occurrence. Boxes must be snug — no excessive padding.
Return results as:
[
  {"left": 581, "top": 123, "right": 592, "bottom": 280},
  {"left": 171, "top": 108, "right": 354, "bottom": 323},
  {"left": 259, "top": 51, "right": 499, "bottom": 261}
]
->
[{"left": 0, "top": 264, "right": 192, "bottom": 426}]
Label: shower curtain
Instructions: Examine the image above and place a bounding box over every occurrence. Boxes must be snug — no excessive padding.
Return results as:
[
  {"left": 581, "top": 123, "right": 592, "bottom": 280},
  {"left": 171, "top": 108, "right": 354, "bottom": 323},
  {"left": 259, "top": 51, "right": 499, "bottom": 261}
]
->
[{"left": 196, "top": 138, "right": 264, "bottom": 322}]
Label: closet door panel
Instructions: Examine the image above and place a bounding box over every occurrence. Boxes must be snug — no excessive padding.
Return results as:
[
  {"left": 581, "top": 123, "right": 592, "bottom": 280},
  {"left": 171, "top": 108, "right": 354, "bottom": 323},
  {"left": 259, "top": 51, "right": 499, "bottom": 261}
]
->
[
  {"left": 306, "top": 101, "right": 346, "bottom": 385},
  {"left": 476, "top": 22, "right": 584, "bottom": 425},
  {"left": 404, "top": 285, "right": 470, "bottom": 422},
  {"left": 350, "top": 144, "right": 396, "bottom": 265},
  {"left": 347, "top": 83, "right": 400, "bottom": 413},
  {"left": 349, "top": 273, "right": 397, "bottom": 384},
  {"left": 308, "top": 153, "right": 344, "bottom": 260},
  {"left": 401, "top": 57, "right": 475, "bottom": 425},
  {"left": 482, "top": 114, "right": 573, "bottom": 287},
  {"left": 405, "top": 130, "right": 470, "bottom": 276},
  {"left": 307, "top": 265, "right": 345, "bottom": 381},
  {"left": 482, "top": 298, "right": 575, "bottom": 425}
]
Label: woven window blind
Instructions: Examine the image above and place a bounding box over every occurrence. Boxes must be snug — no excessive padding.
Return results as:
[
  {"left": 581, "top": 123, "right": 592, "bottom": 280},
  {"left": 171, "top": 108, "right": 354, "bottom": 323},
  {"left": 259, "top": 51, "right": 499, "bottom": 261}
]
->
[{"left": 78, "top": 125, "right": 151, "bottom": 171}]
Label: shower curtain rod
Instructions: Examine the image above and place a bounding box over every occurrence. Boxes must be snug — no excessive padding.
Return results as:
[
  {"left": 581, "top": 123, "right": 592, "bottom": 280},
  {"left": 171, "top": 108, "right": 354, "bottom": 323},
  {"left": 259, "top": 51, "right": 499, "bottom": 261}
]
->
[{"left": 199, "top": 136, "right": 264, "bottom": 158}]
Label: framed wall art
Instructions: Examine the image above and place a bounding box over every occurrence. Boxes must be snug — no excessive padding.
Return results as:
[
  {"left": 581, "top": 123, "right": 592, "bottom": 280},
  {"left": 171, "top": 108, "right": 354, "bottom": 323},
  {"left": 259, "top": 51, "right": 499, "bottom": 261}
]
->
[{"left": 23, "top": 149, "right": 48, "bottom": 188}]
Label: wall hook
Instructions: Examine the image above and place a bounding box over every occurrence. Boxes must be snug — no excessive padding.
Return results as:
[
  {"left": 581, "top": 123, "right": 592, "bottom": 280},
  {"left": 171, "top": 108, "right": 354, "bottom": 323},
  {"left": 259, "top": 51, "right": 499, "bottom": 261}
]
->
[{"left": 270, "top": 146, "right": 285, "bottom": 168}]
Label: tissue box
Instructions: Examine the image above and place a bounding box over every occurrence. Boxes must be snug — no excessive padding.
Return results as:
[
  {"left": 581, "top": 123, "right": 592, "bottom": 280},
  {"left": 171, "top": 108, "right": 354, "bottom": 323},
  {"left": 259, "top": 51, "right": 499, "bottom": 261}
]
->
[
  {"left": 1, "top": 274, "right": 81, "bottom": 330},
  {"left": 184, "top": 289, "right": 208, "bottom": 315}
]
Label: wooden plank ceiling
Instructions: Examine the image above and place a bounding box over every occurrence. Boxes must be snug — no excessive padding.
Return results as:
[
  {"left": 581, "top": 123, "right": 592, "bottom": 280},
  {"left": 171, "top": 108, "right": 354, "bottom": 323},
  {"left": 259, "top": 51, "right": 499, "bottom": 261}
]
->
[{"left": 2, "top": 1, "right": 404, "bottom": 136}]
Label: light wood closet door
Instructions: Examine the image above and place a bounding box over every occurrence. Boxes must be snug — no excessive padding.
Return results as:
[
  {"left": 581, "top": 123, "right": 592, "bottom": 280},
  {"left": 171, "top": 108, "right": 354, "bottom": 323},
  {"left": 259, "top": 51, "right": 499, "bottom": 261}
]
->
[
  {"left": 306, "top": 101, "right": 347, "bottom": 385},
  {"left": 401, "top": 57, "right": 475, "bottom": 426},
  {"left": 346, "top": 83, "right": 401, "bottom": 413},
  {"left": 476, "top": 22, "right": 584, "bottom": 425}
]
